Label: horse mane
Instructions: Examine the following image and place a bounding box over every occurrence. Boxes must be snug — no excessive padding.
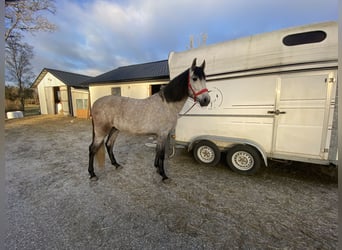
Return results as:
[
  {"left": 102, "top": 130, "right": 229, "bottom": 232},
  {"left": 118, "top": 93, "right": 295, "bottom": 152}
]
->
[
  {"left": 162, "top": 69, "right": 189, "bottom": 103},
  {"left": 161, "top": 66, "right": 206, "bottom": 103}
]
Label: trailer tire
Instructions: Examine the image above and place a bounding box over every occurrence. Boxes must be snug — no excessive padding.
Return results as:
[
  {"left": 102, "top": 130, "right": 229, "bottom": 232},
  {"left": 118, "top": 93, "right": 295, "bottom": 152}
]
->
[
  {"left": 193, "top": 140, "right": 221, "bottom": 167},
  {"left": 226, "top": 145, "right": 261, "bottom": 175}
]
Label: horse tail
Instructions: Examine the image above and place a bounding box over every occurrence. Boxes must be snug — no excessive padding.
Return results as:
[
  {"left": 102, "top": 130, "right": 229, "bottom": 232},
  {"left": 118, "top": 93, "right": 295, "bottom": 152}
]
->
[{"left": 96, "top": 142, "right": 105, "bottom": 168}]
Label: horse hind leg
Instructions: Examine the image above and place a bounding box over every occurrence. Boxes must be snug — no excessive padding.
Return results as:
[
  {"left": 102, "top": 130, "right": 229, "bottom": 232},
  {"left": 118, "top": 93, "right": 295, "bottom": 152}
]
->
[
  {"left": 88, "top": 139, "right": 104, "bottom": 181},
  {"left": 155, "top": 136, "right": 169, "bottom": 181},
  {"left": 106, "top": 127, "right": 121, "bottom": 168},
  {"left": 88, "top": 117, "right": 109, "bottom": 181}
]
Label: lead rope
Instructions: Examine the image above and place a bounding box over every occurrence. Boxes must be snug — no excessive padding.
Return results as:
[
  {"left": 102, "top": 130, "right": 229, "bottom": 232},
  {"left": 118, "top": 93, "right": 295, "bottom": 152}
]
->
[
  {"left": 168, "top": 101, "right": 197, "bottom": 159},
  {"left": 169, "top": 100, "right": 197, "bottom": 158},
  {"left": 179, "top": 71, "right": 199, "bottom": 117},
  {"left": 171, "top": 73, "right": 204, "bottom": 157},
  {"left": 179, "top": 101, "right": 197, "bottom": 117}
]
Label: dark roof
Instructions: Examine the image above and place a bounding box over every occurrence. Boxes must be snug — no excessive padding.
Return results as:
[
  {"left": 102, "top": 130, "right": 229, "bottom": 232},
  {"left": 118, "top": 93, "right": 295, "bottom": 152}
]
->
[
  {"left": 84, "top": 60, "right": 169, "bottom": 85},
  {"left": 32, "top": 68, "right": 92, "bottom": 88}
]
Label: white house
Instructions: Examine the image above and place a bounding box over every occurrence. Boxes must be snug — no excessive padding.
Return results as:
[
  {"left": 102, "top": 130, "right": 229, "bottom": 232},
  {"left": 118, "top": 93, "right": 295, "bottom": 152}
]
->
[{"left": 32, "top": 68, "right": 91, "bottom": 118}]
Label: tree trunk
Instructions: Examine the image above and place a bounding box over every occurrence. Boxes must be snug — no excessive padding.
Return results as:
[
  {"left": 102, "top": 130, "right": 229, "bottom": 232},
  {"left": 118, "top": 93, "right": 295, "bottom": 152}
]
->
[{"left": 18, "top": 85, "right": 25, "bottom": 112}]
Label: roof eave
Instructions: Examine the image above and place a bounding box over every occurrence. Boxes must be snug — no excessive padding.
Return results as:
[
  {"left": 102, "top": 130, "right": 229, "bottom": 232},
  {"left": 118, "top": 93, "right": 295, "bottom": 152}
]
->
[
  {"left": 31, "top": 68, "right": 48, "bottom": 88},
  {"left": 88, "top": 75, "right": 169, "bottom": 85}
]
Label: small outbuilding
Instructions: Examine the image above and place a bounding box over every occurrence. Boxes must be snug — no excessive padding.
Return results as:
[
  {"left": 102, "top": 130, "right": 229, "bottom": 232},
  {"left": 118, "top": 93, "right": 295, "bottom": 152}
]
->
[
  {"left": 32, "top": 68, "right": 92, "bottom": 118},
  {"left": 85, "top": 60, "right": 169, "bottom": 106}
]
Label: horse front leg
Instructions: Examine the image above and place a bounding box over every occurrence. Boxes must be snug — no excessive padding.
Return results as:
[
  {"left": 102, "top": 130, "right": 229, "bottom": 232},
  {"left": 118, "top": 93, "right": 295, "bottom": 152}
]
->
[{"left": 155, "top": 136, "right": 168, "bottom": 181}]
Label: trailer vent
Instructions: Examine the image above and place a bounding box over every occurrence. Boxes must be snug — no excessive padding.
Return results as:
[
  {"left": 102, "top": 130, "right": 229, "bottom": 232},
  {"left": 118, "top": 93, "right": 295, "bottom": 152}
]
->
[{"left": 282, "top": 30, "right": 327, "bottom": 46}]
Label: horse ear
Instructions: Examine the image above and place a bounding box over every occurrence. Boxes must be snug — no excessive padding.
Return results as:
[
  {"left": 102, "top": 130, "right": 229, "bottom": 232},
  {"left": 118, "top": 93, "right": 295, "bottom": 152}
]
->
[
  {"left": 191, "top": 58, "right": 197, "bottom": 70},
  {"left": 200, "top": 60, "right": 205, "bottom": 70}
]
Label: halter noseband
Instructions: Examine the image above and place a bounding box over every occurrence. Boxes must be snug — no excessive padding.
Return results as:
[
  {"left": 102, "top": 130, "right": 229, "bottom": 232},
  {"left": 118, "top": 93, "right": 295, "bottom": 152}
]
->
[{"left": 188, "top": 70, "right": 208, "bottom": 102}]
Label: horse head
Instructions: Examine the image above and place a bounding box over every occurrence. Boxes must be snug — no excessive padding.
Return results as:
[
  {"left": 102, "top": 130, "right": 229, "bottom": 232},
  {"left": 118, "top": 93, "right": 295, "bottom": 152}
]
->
[{"left": 188, "top": 58, "right": 210, "bottom": 106}]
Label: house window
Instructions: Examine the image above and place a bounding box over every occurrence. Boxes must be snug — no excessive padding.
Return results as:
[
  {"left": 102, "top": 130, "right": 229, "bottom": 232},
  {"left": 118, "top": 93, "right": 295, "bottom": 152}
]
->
[
  {"left": 111, "top": 87, "right": 121, "bottom": 96},
  {"left": 282, "top": 30, "right": 327, "bottom": 46},
  {"left": 76, "top": 99, "right": 88, "bottom": 109}
]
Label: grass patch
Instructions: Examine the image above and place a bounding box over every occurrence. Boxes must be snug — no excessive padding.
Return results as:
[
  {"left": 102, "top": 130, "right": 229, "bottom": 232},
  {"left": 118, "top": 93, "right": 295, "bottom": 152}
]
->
[{"left": 24, "top": 105, "right": 41, "bottom": 117}]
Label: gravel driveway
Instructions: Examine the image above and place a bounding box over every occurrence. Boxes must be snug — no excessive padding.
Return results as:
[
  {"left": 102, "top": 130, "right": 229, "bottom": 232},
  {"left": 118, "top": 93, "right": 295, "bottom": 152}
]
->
[{"left": 5, "top": 116, "right": 337, "bottom": 249}]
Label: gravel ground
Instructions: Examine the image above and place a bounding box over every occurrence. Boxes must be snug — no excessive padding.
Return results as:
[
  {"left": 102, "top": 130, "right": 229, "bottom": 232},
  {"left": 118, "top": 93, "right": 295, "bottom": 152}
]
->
[{"left": 5, "top": 115, "right": 337, "bottom": 249}]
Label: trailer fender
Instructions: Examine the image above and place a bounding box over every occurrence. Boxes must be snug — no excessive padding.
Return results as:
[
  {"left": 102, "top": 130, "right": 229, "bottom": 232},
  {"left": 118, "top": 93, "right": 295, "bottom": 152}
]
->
[{"left": 187, "top": 135, "right": 268, "bottom": 166}]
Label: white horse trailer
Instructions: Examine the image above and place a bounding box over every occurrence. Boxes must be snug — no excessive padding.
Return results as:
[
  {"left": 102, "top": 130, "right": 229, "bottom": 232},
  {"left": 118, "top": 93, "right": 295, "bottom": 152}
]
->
[{"left": 169, "top": 21, "right": 338, "bottom": 174}]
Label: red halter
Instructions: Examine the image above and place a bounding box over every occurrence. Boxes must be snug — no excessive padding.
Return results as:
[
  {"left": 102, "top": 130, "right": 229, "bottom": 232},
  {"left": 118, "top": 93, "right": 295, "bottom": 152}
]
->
[{"left": 188, "top": 71, "right": 208, "bottom": 102}]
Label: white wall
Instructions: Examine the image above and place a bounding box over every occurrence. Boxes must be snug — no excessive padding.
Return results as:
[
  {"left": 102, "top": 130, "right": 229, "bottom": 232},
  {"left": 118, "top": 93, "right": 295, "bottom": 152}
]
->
[{"left": 89, "top": 80, "right": 167, "bottom": 106}]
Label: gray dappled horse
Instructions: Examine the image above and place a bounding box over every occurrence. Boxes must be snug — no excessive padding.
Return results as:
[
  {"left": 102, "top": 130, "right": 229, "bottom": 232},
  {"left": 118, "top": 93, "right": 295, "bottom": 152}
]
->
[{"left": 88, "top": 58, "right": 210, "bottom": 181}]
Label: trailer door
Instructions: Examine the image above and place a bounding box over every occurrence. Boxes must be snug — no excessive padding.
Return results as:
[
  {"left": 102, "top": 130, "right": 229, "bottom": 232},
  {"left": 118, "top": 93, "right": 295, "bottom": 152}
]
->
[{"left": 272, "top": 71, "right": 335, "bottom": 159}]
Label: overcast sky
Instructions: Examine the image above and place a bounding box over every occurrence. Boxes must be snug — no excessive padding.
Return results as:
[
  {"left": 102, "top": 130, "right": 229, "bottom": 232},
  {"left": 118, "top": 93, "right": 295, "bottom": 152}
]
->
[{"left": 23, "top": 0, "right": 338, "bottom": 78}]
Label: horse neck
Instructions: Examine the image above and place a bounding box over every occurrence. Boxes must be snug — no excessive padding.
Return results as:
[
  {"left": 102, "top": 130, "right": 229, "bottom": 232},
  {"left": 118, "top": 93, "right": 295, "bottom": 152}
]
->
[{"left": 166, "top": 93, "right": 189, "bottom": 115}]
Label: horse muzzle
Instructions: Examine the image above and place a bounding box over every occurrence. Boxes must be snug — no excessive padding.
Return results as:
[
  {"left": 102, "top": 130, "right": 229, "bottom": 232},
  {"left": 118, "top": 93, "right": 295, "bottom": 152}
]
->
[
  {"left": 198, "top": 92, "right": 210, "bottom": 107},
  {"left": 188, "top": 85, "right": 210, "bottom": 106}
]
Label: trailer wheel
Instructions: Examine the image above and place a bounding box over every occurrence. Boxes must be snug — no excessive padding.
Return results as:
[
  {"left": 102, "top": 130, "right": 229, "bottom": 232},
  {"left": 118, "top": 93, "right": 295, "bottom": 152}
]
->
[
  {"left": 226, "top": 145, "right": 261, "bottom": 175},
  {"left": 193, "top": 140, "right": 221, "bottom": 167}
]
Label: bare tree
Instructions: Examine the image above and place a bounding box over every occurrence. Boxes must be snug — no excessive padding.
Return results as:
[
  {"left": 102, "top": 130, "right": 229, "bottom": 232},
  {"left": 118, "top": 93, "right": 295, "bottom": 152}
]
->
[
  {"left": 6, "top": 35, "right": 34, "bottom": 111},
  {"left": 5, "top": 0, "right": 56, "bottom": 41},
  {"left": 5, "top": 0, "right": 56, "bottom": 112}
]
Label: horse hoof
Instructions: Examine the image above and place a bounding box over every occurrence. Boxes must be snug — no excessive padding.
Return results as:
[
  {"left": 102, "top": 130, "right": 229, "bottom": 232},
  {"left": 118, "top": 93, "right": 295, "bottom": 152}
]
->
[
  {"left": 115, "top": 164, "right": 123, "bottom": 169},
  {"left": 162, "top": 177, "right": 171, "bottom": 184},
  {"left": 89, "top": 175, "right": 99, "bottom": 181}
]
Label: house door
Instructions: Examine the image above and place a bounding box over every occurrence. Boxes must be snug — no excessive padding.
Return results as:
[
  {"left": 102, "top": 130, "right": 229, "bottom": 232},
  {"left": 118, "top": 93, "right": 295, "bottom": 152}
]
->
[
  {"left": 59, "top": 86, "right": 69, "bottom": 116},
  {"left": 76, "top": 99, "right": 89, "bottom": 118},
  {"left": 45, "top": 87, "right": 55, "bottom": 114},
  {"left": 271, "top": 71, "right": 335, "bottom": 159}
]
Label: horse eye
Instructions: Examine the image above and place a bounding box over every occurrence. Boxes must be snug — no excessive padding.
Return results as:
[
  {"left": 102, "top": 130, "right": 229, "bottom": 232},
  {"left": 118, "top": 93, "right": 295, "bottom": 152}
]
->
[{"left": 192, "top": 77, "right": 198, "bottom": 81}]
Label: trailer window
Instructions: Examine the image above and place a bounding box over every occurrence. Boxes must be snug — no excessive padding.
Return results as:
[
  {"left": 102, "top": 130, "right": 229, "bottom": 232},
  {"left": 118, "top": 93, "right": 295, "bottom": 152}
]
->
[{"left": 282, "top": 30, "right": 326, "bottom": 46}]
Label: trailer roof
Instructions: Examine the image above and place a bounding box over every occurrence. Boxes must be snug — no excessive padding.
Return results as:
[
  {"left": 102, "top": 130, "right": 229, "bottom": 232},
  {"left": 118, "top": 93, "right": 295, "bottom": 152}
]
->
[{"left": 168, "top": 22, "right": 337, "bottom": 79}]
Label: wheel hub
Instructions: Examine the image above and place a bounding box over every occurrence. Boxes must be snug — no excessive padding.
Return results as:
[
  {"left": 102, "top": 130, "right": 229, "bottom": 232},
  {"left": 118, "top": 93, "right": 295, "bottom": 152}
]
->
[
  {"left": 232, "top": 151, "right": 254, "bottom": 170},
  {"left": 198, "top": 146, "right": 214, "bottom": 163}
]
